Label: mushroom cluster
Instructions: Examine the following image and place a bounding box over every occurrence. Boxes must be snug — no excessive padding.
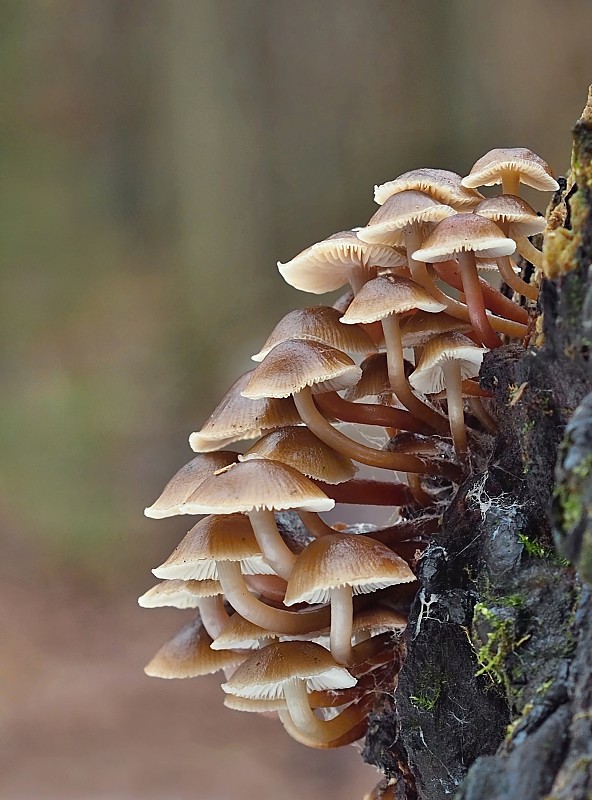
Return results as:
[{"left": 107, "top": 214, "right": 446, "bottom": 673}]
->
[{"left": 141, "top": 148, "right": 557, "bottom": 751}]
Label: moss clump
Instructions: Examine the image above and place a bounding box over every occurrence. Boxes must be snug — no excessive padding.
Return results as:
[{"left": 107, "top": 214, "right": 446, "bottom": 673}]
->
[{"left": 472, "top": 603, "right": 530, "bottom": 698}]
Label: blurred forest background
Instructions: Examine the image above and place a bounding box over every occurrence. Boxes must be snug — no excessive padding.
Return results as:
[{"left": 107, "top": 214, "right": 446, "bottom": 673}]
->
[{"left": 2, "top": 2, "right": 592, "bottom": 798}]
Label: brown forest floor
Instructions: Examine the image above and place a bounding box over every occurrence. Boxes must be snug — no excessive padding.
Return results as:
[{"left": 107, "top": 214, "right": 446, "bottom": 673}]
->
[{"left": 0, "top": 577, "right": 378, "bottom": 800}]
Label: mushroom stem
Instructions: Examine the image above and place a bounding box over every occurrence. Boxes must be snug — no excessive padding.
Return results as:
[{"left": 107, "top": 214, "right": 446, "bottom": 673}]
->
[
  {"left": 217, "top": 561, "right": 331, "bottom": 634},
  {"left": 283, "top": 678, "right": 368, "bottom": 743},
  {"left": 381, "top": 314, "right": 450, "bottom": 436},
  {"left": 468, "top": 397, "right": 498, "bottom": 434},
  {"left": 314, "top": 391, "right": 433, "bottom": 434},
  {"left": 497, "top": 256, "right": 538, "bottom": 301},
  {"left": 247, "top": 509, "right": 296, "bottom": 579},
  {"left": 330, "top": 584, "right": 354, "bottom": 664},
  {"left": 293, "top": 387, "right": 463, "bottom": 481},
  {"left": 457, "top": 252, "right": 503, "bottom": 348},
  {"left": 501, "top": 171, "right": 521, "bottom": 195},
  {"left": 197, "top": 596, "right": 230, "bottom": 639},
  {"left": 407, "top": 474, "right": 434, "bottom": 506},
  {"left": 442, "top": 360, "right": 467, "bottom": 459},
  {"left": 405, "top": 224, "right": 433, "bottom": 287},
  {"left": 244, "top": 573, "right": 288, "bottom": 603},
  {"left": 298, "top": 511, "right": 335, "bottom": 538},
  {"left": 278, "top": 702, "right": 369, "bottom": 748},
  {"left": 515, "top": 235, "right": 544, "bottom": 270},
  {"left": 313, "top": 478, "right": 415, "bottom": 507}
]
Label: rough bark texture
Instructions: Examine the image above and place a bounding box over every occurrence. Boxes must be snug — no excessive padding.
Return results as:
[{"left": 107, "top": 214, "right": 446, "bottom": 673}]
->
[{"left": 363, "top": 93, "right": 592, "bottom": 800}]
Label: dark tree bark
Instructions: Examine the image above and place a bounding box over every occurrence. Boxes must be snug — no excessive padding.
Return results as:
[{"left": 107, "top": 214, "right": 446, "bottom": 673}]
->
[{"left": 363, "top": 89, "right": 592, "bottom": 800}]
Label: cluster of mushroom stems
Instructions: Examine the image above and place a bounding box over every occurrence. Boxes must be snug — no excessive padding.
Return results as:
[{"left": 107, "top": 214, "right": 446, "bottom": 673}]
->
[{"left": 141, "top": 148, "right": 557, "bottom": 751}]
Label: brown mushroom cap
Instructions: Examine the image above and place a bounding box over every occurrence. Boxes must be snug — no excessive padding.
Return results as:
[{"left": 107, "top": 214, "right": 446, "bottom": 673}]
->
[
  {"left": 221, "top": 640, "right": 357, "bottom": 700},
  {"left": 374, "top": 168, "right": 484, "bottom": 209},
  {"left": 409, "top": 333, "right": 488, "bottom": 394},
  {"left": 278, "top": 230, "right": 406, "bottom": 294},
  {"left": 152, "top": 513, "right": 276, "bottom": 580},
  {"left": 340, "top": 275, "right": 446, "bottom": 325},
  {"left": 242, "top": 339, "right": 362, "bottom": 400},
  {"left": 284, "top": 533, "right": 415, "bottom": 606},
  {"left": 473, "top": 195, "right": 547, "bottom": 237},
  {"left": 240, "top": 427, "right": 357, "bottom": 485},
  {"left": 189, "top": 371, "right": 301, "bottom": 453},
  {"left": 251, "top": 306, "right": 377, "bottom": 362},
  {"left": 211, "top": 613, "right": 278, "bottom": 651},
  {"left": 342, "top": 353, "right": 391, "bottom": 401},
  {"left": 399, "top": 311, "right": 472, "bottom": 347},
  {"left": 144, "top": 616, "right": 245, "bottom": 679},
  {"left": 356, "top": 191, "right": 456, "bottom": 247},
  {"left": 412, "top": 213, "right": 516, "bottom": 263},
  {"left": 461, "top": 147, "right": 559, "bottom": 191},
  {"left": 144, "top": 452, "right": 239, "bottom": 518},
  {"left": 138, "top": 579, "right": 223, "bottom": 609},
  {"left": 182, "top": 459, "right": 335, "bottom": 515}
]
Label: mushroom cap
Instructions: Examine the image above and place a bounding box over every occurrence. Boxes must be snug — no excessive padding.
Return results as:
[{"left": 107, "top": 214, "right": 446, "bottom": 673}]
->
[
  {"left": 251, "top": 306, "right": 376, "bottom": 362},
  {"left": 211, "top": 613, "right": 279, "bottom": 651},
  {"left": 189, "top": 371, "right": 301, "bottom": 453},
  {"left": 340, "top": 275, "right": 446, "bottom": 325},
  {"left": 356, "top": 191, "right": 456, "bottom": 247},
  {"left": 221, "top": 640, "right": 357, "bottom": 700},
  {"left": 461, "top": 147, "right": 559, "bottom": 191},
  {"left": 182, "top": 458, "right": 335, "bottom": 515},
  {"left": 374, "top": 168, "right": 484, "bottom": 209},
  {"left": 343, "top": 352, "right": 391, "bottom": 401},
  {"left": 284, "top": 532, "right": 415, "bottom": 606},
  {"left": 240, "top": 427, "right": 357, "bottom": 485},
  {"left": 223, "top": 695, "right": 288, "bottom": 713},
  {"left": 409, "top": 333, "right": 488, "bottom": 394},
  {"left": 152, "top": 513, "right": 276, "bottom": 580},
  {"left": 144, "top": 616, "right": 245, "bottom": 679},
  {"left": 138, "top": 579, "right": 223, "bottom": 609},
  {"left": 278, "top": 230, "right": 406, "bottom": 294},
  {"left": 241, "top": 339, "right": 362, "bottom": 400},
  {"left": 144, "top": 452, "right": 239, "bottom": 518},
  {"left": 473, "top": 195, "right": 547, "bottom": 237},
  {"left": 399, "top": 310, "right": 472, "bottom": 347},
  {"left": 412, "top": 213, "right": 516, "bottom": 263}
]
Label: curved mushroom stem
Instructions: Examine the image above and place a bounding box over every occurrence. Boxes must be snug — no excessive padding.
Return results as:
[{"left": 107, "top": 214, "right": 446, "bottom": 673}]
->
[
  {"left": 468, "top": 397, "right": 498, "bottom": 434},
  {"left": 381, "top": 314, "right": 450, "bottom": 436},
  {"left": 314, "top": 478, "right": 415, "bottom": 507},
  {"left": 515, "top": 235, "right": 544, "bottom": 270},
  {"left": 282, "top": 678, "right": 369, "bottom": 743},
  {"left": 298, "top": 511, "right": 335, "bottom": 538},
  {"left": 405, "top": 224, "right": 433, "bottom": 288},
  {"left": 217, "top": 561, "right": 331, "bottom": 634},
  {"left": 278, "top": 701, "right": 370, "bottom": 748},
  {"left": 407, "top": 474, "right": 434, "bottom": 506},
  {"left": 457, "top": 252, "right": 503, "bottom": 349},
  {"left": 197, "top": 596, "right": 230, "bottom": 640},
  {"left": 442, "top": 360, "right": 467, "bottom": 460},
  {"left": 501, "top": 171, "right": 521, "bottom": 195},
  {"left": 293, "top": 387, "right": 463, "bottom": 482},
  {"left": 248, "top": 509, "right": 296, "bottom": 580},
  {"left": 314, "top": 391, "right": 433, "bottom": 434},
  {"left": 330, "top": 585, "right": 354, "bottom": 664},
  {"left": 497, "top": 256, "right": 538, "bottom": 301}
]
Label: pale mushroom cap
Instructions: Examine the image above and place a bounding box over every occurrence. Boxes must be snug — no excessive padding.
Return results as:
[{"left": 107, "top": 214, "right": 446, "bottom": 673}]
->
[
  {"left": 221, "top": 640, "right": 357, "bottom": 700},
  {"left": 152, "top": 513, "right": 276, "bottom": 580},
  {"left": 340, "top": 275, "right": 446, "bottom": 325},
  {"left": 144, "top": 452, "right": 239, "bottom": 518},
  {"left": 374, "top": 168, "right": 484, "bottom": 209},
  {"left": 413, "top": 213, "right": 516, "bottom": 263},
  {"left": 356, "top": 191, "right": 456, "bottom": 247},
  {"left": 240, "top": 427, "right": 357, "bottom": 485},
  {"left": 284, "top": 533, "right": 416, "bottom": 606},
  {"left": 400, "top": 311, "right": 472, "bottom": 347},
  {"left": 251, "top": 306, "right": 377, "bottom": 362},
  {"left": 189, "top": 371, "right": 301, "bottom": 452},
  {"left": 138, "top": 579, "right": 223, "bottom": 609},
  {"left": 211, "top": 614, "right": 278, "bottom": 651},
  {"left": 144, "top": 616, "right": 245, "bottom": 679},
  {"left": 473, "top": 195, "right": 547, "bottom": 237},
  {"left": 278, "top": 230, "right": 406, "bottom": 294},
  {"left": 343, "top": 353, "right": 390, "bottom": 401},
  {"left": 223, "top": 695, "right": 288, "bottom": 713},
  {"left": 182, "top": 459, "right": 335, "bottom": 515},
  {"left": 409, "top": 333, "right": 488, "bottom": 394},
  {"left": 461, "top": 147, "right": 559, "bottom": 191},
  {"left": 241, "top": 339, "right": 362, "bottom": 400}
]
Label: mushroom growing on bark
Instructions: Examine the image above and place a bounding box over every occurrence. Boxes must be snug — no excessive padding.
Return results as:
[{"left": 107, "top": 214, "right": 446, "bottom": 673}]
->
[{"left": 461, "top": 147, "right": 559, "bottom": 196}]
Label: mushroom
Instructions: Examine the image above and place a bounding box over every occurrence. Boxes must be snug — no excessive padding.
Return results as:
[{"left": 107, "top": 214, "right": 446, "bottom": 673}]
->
[
  {"left": 278, "top": 230, "right": 406, "bottom": 295},
  {"left": 409, "top": 333, "right": 488, "bottom": 459},
  {"left": 138, "top": 579, "right": 229, "bottom": 639},
  {"left": 374, "top": 168, "right": 484, "bottom": 209},
  {"left": 461, "top": 147, "right": 559, "bottom": 196},
  {"left": 284, "top": 532, "right": 415, "bottom": 664},
  {"left": 412, "top": 214, "right": 516, "bottom": 349}
]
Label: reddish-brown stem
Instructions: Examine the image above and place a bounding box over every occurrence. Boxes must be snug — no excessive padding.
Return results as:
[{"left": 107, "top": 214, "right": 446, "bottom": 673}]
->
[
  {"left": 468, "top": 397, "right": 498, "bottom": 434},
  {"left": 457, "top": 252, "right": 503, "bottom": 348},
  {"left": 515, "top": 235, "right": 544, "bottom": 270},
  {"left": 313, "top": 478, "right": 415, "bottom": 506},
  {"left": 315, "top": 392, "right": 433, "bottom": 434},
  {"left": 497, "top": 256, "right": 538, "bottom": 301},
  {"left": 408, "top": 473, "right": 434, "bottom": 506},
  {"left": 369, "top": 516, "right": 440, "bottom": 545},
  {"left": 298, "top": 510, "right": 335, "bottom": 537}
]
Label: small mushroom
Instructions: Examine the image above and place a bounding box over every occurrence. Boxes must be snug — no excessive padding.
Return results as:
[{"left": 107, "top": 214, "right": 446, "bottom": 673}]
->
[
  {"left": 374, "top": 168, "right": 484, "bottom": 209},
  {"left": 461, "top": 147, "right": 559, "bottom": 196}
]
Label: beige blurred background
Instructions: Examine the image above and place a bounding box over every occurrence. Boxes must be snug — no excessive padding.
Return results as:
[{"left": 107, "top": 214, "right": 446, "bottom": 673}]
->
[{"left": 1, "top": 2, "right": 591, "bottom": 798}]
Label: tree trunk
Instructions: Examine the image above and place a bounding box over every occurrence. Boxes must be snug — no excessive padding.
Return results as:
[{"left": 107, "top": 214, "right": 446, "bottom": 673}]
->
[{"left": 362, "top": 89, "right": 592, "bottom": 800}]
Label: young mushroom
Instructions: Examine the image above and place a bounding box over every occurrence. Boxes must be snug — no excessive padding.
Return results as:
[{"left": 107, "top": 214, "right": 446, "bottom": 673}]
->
[
  {"left": 461, "top": 147, "right": 559, "bottom": 196},
  {"left": 374, "top": 168, "right": 484, "bottom": 209}
]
